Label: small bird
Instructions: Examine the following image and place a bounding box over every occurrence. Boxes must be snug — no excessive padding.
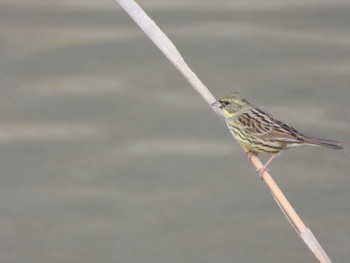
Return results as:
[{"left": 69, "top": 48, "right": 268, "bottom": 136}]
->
[{"left": 212, "top": 93, "right": 342, "bottom": 177}]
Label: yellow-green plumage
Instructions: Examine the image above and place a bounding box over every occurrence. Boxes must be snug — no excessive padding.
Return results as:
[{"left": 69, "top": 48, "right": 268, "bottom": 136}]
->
[{"left": 212, "top": 93, "right": 342, "bottom": 175}]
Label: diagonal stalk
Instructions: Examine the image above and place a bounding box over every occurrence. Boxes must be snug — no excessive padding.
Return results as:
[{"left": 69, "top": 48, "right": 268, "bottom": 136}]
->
[{"left": 116, "top": 0, "right": 332, "bottom": 262}]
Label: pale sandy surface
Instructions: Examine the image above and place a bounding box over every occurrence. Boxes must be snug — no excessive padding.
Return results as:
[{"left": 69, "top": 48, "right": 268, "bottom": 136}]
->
[{"left": 0, "top": 0, "right": 349, "bottom": 262}]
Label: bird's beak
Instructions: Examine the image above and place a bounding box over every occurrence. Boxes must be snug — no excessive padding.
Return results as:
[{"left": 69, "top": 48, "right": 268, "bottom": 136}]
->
[{"left": 211, "top": 100, "right": 223, "bottom": 108}]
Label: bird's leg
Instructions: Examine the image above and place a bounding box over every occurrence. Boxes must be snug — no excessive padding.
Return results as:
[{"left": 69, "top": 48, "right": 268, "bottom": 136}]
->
[{"left": 257, "top": 154, "right": 277, "bottom": 179}]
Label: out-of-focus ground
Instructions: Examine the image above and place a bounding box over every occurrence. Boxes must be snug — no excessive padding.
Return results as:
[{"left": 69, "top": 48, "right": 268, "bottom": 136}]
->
[{"left": 0, "top": 0, "right": 349, "bottom": 262}]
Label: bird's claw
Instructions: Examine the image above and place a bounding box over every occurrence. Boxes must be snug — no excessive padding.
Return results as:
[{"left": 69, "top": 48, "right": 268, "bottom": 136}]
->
[
  {"left": 246, "top": 151, "right": 273, "bottom": 179},
  {"left": 256, "top": 167, "right": 270, "bottom": 179},
  {"left": 246, "top": 151, "right": 258, "bottom": 161}
]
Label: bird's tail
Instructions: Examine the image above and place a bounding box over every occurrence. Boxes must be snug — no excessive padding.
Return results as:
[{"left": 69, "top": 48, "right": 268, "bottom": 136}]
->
[{"left": 304, "top": 137, "right": 343, "bottom": 150}]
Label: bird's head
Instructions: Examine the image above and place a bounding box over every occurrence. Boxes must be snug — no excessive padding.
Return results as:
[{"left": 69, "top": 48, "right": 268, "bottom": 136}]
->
[{"left": 212, "top": 93, "right": 249, "bottom": 118}]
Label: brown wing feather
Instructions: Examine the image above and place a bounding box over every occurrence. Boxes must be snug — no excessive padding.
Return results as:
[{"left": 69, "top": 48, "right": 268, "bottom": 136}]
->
[
  {"left": 237, "top": 110, "right": 272, "bottom": 136},
  {"left": 269, "top": 121, "right": 305, "bottom": 143},
  {"left": 241, "top": 107, "right": 305, "bottom": 144}
]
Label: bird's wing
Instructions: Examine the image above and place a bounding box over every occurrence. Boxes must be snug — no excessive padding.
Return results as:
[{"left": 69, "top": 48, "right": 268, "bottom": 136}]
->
[
  {"left": 238, "top": 108, "right": 304, "bottom": 143},
  {"left": 269, "top": 118, "right": 305, "bottom": 143},
  {"left": 236, "top": 109, "right": 273, "bottom": 136}
]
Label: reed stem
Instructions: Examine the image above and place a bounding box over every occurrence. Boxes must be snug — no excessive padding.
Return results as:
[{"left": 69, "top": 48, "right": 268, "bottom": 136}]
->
[{"left": 116, "top": 1, "right": 332, "bottom": 262}]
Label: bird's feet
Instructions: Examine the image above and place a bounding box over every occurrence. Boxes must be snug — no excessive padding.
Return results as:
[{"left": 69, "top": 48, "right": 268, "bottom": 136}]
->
[
  {"left": 256, "top": 166, "right": 270, "bottom": 179},
  {"left": 246, "top": 151, "right": 258, "bottom": 161},
  {"left": 246, "top": 151, "right": 273, "bottom": 179}
]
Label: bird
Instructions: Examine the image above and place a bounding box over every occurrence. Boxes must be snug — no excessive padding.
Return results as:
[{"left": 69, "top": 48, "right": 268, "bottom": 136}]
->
[{"left": 212, "top": 93, "right": 342, "bottom": 177}]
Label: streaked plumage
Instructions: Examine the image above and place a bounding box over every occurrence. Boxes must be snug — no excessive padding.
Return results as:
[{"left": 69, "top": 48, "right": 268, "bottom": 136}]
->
[{"left": 212, "top": 93, "right": 342, "bottom": 176}]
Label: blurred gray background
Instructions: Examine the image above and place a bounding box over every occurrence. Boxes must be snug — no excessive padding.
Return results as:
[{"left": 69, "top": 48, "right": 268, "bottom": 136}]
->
[{"left": 0, "top": 0, "right": 349, "bottom": 262}]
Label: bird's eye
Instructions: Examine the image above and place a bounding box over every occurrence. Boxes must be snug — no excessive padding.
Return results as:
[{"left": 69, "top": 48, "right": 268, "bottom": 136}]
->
[{"left": 222, "top": 101, "right": 230, "bottom": 106}]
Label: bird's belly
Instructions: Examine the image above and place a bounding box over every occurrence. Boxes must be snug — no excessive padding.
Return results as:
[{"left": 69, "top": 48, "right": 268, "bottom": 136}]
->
[{"left": 229, "top": 129, "right": 281, "bottom": 154}]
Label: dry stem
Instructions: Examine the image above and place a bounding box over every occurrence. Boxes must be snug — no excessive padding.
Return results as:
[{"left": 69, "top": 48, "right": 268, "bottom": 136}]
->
[{"left": 116, "top": 0, "right": 332, "bottom": 262}]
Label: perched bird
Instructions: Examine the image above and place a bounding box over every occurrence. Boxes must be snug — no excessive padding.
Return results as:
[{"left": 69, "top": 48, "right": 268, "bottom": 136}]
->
[{"left": 212, "top": 93, "right": 342, "bottom": 177}]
